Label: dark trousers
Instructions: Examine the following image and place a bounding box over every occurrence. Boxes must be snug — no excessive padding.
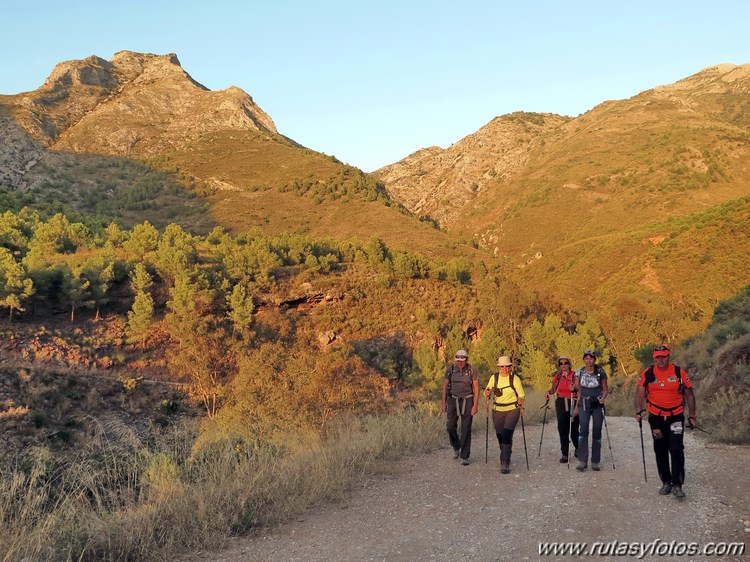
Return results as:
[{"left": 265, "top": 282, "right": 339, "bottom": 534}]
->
[
  {"left": 446, "top": 396, "right": 474, "bottom": 460},
  {"left": 493, "top": 407, "right": 521, "bottom": 463},
  {"left": 577, "top": 397, "right": 603, "bottom": 463},
  {"left": 555, "top": 397, "right": 579, "bottom": 456},
  {"left": 649, "top": 413, "right": 686, "bottom": 486}
]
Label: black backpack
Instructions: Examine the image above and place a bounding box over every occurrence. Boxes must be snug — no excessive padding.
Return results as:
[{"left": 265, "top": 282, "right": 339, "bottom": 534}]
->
[
  {"left": 644, "top": 364, "right": 684, "bottom": 396},
  {"left": 492, "top": 371, "right": 520, "bottom": 401},
  {"left": 644, "top": 364, "right": 685, "bottom": 414},
  {"left": 447, "top": 363, "right": 474, "bottom": 396}
]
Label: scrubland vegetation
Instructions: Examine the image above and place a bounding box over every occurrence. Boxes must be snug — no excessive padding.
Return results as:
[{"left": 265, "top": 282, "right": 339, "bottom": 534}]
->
[{"left": 0, "top": 208, "right": 747, "bottom": 561}]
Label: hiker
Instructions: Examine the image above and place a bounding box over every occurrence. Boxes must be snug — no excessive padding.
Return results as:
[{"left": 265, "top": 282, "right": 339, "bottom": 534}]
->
[
  {"left": 572, "top": 350, "right": 608, "bottom": 471},
  {"left": 544, "top": 356, "right": 579, "bottom": 463},
  {"left": 441, "top": 349, "right": 479, "bottom": 465},
  {"left": 634, "top": 345, "right": 697, "bottom": 498},
  {"left": 484, "top": 356, "right": 525, "bottom": 474}
]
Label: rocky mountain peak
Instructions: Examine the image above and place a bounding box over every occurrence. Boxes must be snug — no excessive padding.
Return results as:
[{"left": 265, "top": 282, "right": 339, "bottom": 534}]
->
[{"left": 6, "top": 51, "right": 277, "bottom": 156}]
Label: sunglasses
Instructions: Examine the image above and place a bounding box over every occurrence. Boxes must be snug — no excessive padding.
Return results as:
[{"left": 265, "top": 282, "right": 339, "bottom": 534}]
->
[
  {"left": 653, "top": 345, "right": 669, "bottom": 351},
  {"left": 558, "top": 361, "right": 570, "bottom": 366}
]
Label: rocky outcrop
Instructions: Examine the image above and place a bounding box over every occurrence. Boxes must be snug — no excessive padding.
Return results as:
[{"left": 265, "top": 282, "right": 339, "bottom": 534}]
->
[
  {"left": 7, "top": 51, "right": 278, "bottom": 156},
  {"left": 0, "top": 105, "right": 44, "bottom": 189},
  {"left": 373, "top": 112, "right": 569, "bottom": 227}
]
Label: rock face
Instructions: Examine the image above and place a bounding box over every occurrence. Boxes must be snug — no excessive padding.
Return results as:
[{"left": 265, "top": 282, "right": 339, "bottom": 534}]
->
[
  {"left": 372, "top": 112, "right": 569, "bottom": 227},
  {"left": 0, "top": 105, "right": 44, "bottom": 190},
  {"left": 8, "top": 51, "right": 278, "bottom": 156}
]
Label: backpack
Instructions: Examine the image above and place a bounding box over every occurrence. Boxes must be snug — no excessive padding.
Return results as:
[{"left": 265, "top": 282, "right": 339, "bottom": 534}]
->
[
  {"left": 644, "top": 364, "right": 686, "bottom": 414},
  {"left": 552, "top": 370, "right": 574, "bottom": 394},
  {"left": 644, "top": 364, "right": 684, "bottom": 396},
  {"left": 492, "top": 371, "right": 520, "bottom": 402},
  {"left": 447, "top": 363, "right": 474, "bottom": 396}
]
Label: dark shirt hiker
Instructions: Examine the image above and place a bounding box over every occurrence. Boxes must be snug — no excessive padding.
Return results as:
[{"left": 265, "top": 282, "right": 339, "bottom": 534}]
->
[{"left": 441, "top": 349, "right": 479, "bottom": 465}]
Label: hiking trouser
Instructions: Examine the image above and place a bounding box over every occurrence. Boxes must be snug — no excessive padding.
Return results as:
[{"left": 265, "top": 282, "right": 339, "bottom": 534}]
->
[
  {"left": 648, "top": 412, "right": 685, "bottom": 486},
  {"left": 446, "top": 395, "right": 475, "bottom": 460},
  {"left": 555, "top": 396, "right": 579, "bottom": 457},
  {"left": 577, "top": 398, "right": 603, "bottom": 463},
  {"left": 493, "top": 407, "right": 521, "bottom": 463}
]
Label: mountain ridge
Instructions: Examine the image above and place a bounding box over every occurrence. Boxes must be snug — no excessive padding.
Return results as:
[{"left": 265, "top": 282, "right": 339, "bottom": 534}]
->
[{"left": 0, "top": 51, "right": 468, "bottom": 259}]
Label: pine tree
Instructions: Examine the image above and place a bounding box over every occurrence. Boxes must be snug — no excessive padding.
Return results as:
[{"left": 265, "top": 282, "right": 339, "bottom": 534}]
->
[{"left": 0, "top": 248, "right": 34, "bottom": 320}]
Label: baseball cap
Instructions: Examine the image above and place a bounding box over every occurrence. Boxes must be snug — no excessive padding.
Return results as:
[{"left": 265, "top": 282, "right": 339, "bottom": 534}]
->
[
  {"left": 652, "top": 345, "right": 670, "bottom": 358},
  {"left": 455, "top": 350, "right": 468, "bottom": 360},
  {"left": 583, "top": 350, "right": 597, "bottom": 359}
]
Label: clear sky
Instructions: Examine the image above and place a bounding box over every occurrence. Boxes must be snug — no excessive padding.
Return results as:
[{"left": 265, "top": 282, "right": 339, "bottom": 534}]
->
[{"left": 2, "top": 1, "right": 749, "bottom": 172}]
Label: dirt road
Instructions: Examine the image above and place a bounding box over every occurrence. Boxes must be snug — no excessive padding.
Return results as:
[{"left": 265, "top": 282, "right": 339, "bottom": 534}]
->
[{"left": 186, "top": 417, "right": 749, "bottom": 561}]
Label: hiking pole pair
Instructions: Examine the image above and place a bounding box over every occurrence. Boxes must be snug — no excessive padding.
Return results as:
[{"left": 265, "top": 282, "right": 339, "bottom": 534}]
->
[
  {"left": 537, "top": 399, "right": 551, "bottom": 457},
  {"left": 601, "top": 405, "right": 615, "bottom": 470}
]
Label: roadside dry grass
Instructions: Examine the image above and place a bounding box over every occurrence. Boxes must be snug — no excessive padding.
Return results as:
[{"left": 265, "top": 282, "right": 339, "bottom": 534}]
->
[{"left": 0, "top": 407, "right": 445, "bottom": 562}]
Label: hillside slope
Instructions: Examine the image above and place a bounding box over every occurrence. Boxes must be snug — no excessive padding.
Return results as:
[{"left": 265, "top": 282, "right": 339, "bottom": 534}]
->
[{"left": 377, "top": 63, "right": 750, "bottom": 359}]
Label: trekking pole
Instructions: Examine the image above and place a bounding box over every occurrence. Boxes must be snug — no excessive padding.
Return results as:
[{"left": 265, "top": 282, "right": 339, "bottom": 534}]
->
[
  {"left": 485, "top": 396, "right": 490, "bottom": 464},
  {"left": 601, "top": 405, "right": 615, "bottom": 470},
  {"left": 638, "top": 417, "right": 647, "bottom": 482},
  {"left": 537, "top": 399, "right": 550, "bottom": 457},
  {"left": 687, "top": 420, "right": 711, "bottom": 434},
  {"left": 520, "top": 408, "right": 529, "bottom": 470},
  {"left": 568, "top": 396, "right": 576, "bottom": 470}
]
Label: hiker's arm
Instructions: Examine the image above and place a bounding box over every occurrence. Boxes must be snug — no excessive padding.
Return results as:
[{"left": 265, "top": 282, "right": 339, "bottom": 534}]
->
[
  {"left": 471, "top": 377, "right": 479, "bottom": 416},
  {"left": 685, "top": 387, "right": 697, "bottom": 425},
  {"left": 544, "top": 375, "right": 557, "bottom": 400},
  {"left": 441, "top": 378, "right": 449, "bottom": 413},
  {"left": 516, "top": 376, "right": 525, "bottom": 409},
  {"left": 484, "top": 375, "right": 493, "bottom": 399},
  {"left": 600, "top": 377, "right": 608, "bottom": 402},
  {"left": 634, "top": 384, "right": 646, "bottom": 421}
]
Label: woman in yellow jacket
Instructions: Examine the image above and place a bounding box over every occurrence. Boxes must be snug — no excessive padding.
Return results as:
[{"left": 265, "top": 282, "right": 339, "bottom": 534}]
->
[{"left": 484, "top": 356, "right": 525, "bottom": 474}]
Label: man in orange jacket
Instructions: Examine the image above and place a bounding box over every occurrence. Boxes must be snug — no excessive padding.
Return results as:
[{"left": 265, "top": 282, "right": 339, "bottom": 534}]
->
[{"left": 634, "top": 345, "right": 697, "bottom": 499}]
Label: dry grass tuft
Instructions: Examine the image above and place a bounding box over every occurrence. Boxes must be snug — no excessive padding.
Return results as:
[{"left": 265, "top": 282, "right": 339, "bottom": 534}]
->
[{"left": 0, "top": 408, "right": 444, "bottom": 562}]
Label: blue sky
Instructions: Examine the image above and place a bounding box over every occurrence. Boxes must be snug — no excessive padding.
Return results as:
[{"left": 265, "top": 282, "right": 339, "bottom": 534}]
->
[{"left": 2, "top": 1, "right": 749, "bottom": 172}]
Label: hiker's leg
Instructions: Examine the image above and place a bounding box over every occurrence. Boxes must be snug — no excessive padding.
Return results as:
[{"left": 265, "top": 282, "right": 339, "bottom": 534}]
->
[
  {"left": 649, "top": 415, "right": 672, "bottom": 484},
  {"left": 446, "top": 398, "right": 460, "bottom": 451},
  {"left": 577, "top": 405, "right": 591, "bottom": 463},
  {"left": 501, "top": 408, "right": 521, "bottom": 460},
  {"left": 591, "top": 407, "right": 603, "bottom": 464},
  {"left": 555, "top": 397, "right": 569, "bottom": 455},
  {"left": 668, "top": 414, "right": 686, "bottom": 486},
  {"left": 493, "top": 410, "right": 505, "bottom": 451},
  {"left": 571, "top": 414, "right": 580, "bottom": 457},
  {"left": 458, "top": 397, "right": 474, "bottom": 460}
]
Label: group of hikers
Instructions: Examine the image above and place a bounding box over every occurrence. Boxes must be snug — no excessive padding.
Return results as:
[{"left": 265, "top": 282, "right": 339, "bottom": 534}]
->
[{"left": 441, "top": 345, "right": 697, "bottom": 498}]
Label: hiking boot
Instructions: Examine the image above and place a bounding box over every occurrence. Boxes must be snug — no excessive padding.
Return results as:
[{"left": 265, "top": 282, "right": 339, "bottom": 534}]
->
[
  {"left": 452, "top": 448, "right": 460, "bottom": 459},
  {"left": 672, "top": 486, "right": 686, "bottom": 499},
  {"left": 559, "top": 455, "right": 568, "bottom": 463},
  {"left": 500, "top": 462, "right": 510, "bottom": 474},
  {"left": 658, "top": 483, "right": 673, "bottom": 495},
  {"left": 576, "top": 461, "right": 587, "bottom": 472},
  {"left": 460, "top": 458, "right": 469, "bottom": 466},
  {"left": 591, "top": 462, "right": 600, "bottom": 471}
]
